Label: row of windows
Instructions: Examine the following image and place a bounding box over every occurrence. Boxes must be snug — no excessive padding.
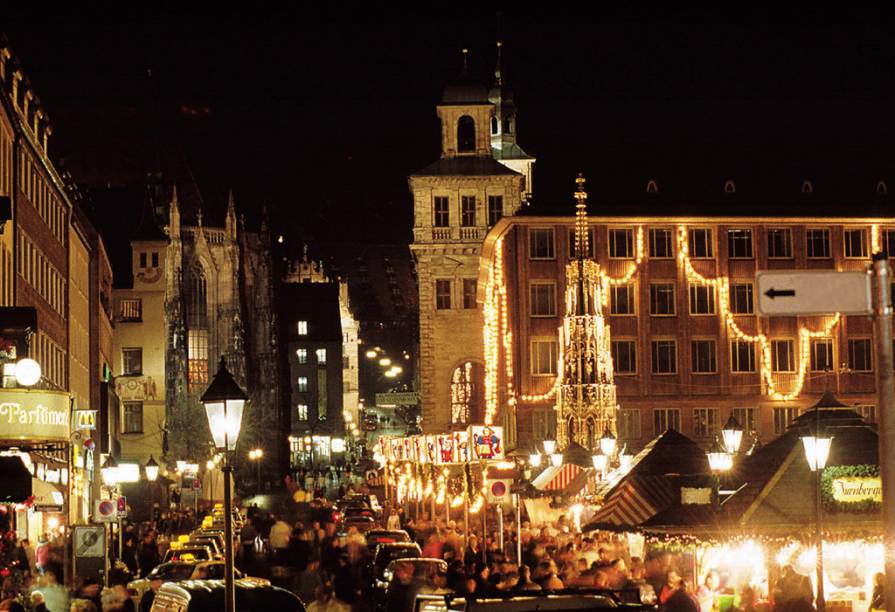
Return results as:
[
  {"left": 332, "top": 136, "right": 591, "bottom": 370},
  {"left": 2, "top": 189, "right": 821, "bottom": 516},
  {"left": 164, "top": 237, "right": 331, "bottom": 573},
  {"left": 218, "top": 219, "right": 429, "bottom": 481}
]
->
[
  {"left": 0, "top": 129, "right": 12, "bottom": 197},
  {"left": 527, "top": 226, "right": 894, "bottom": 261},
  {"left": 18, "top": 149, "right": 67, "bottom": 244},
  {"left": 433, "top": 195, "right": 504, "bottom": 228},
  {"left": 33, "top": 331, "right": 65, "bottom": 389},
  {"left": 534, "top": 404, "right": 877, "bottom": 443},
  {"left": 0, "top": 239, "right": 12, "bottom": 307},
  {"left": 530, "top": 337, "right": 878, "bottom": 376},
  {"left": 16, "top": 231, "right": 65, "bottom": 316},
  {"left": 435, "top": 279, "right": 477, "bottom": 310},
  {"left": 295, "top": 348, "right": 327, "bottom": 365},
  {"left": 138, "top": 251, "right": 160, "bottom": 269},
  {"left": 528, "top": 281, "right": 755, "bottom": 317}
]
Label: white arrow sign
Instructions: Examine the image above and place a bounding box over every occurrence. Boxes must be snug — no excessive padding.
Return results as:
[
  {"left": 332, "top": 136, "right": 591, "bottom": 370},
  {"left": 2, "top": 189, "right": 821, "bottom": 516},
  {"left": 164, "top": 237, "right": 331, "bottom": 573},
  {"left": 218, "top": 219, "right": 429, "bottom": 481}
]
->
[{"left": 756, "top": 270, "right": 872, "bottom": 316}]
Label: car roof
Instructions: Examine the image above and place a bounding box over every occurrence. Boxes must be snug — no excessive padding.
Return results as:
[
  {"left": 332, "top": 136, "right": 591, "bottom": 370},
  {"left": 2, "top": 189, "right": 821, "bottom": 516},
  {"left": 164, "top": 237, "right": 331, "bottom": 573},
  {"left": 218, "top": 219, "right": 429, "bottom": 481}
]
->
[
  {"left": 367, "top": 529, "right": 409, "bottom": 537},
  {"left": 155, "top": 579, "right": 303, "bottom": 611}
]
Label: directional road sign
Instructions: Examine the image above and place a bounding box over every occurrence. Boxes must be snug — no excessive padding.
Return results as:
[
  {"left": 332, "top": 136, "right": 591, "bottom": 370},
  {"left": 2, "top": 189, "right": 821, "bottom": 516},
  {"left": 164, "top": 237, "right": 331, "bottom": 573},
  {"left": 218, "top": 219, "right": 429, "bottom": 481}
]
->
[{"left": 756, "top": 270, "right": 872, "bottom": 316}]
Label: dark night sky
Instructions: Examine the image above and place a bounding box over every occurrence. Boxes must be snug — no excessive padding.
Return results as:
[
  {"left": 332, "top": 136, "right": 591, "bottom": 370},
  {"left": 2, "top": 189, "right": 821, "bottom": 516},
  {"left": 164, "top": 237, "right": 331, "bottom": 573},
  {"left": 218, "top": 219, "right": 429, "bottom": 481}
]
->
[{"left": 5, "top": 11, "right": 895, "bottom": 250}]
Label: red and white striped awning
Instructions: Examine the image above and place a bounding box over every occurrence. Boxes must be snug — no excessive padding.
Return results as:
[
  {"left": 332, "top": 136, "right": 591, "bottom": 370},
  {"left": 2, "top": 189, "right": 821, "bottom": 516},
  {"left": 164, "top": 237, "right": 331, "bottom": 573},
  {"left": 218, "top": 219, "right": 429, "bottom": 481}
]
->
[
  {"left": 588, "top": 475, "right": 676, "bottom": 528},
  {"left": 532, "top": 463, "right": 583, "bottom": 491}
]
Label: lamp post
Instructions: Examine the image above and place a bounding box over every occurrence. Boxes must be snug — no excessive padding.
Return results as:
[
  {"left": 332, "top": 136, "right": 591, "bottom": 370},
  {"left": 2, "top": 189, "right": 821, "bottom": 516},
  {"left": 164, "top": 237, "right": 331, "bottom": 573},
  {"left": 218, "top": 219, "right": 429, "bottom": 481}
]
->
[
  {"left": 706, "top": 438, "right": 732, "bottom": 509},
  {"left": 145, "top": 456, "right": 159, "bottom": 525},
  {"left": 201, "top": 357, "right": 248, "bottom": 612},
  {"left": 801, "top": 416, "right": 833, "bottom": 612},
  {"left": 101, "top": 455, "right": 122, "bottom": 572}
]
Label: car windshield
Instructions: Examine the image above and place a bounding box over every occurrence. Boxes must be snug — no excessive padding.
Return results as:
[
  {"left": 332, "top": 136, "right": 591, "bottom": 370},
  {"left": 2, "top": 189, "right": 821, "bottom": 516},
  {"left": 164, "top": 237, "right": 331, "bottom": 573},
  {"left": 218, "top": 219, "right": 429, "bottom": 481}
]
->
[
  {"left": 150, "top": 564, "right": 197, "bottom": 581},
  {"left": 164, "top": 548, "right": 210, "bottom": 562},
  {"left": 377, "top": 546, "right": 419, "bottom": 567},
  {"left": 344, "top": 507, "right": 375, "bottom": 519}
]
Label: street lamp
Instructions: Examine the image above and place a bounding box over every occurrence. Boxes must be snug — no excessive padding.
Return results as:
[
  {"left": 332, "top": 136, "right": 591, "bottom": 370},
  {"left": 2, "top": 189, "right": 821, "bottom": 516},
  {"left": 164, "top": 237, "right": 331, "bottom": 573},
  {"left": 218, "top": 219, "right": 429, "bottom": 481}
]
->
[
  {"left": 529, "top": 452, "right": 542, "bottom": 468},
  {"left": 591, "top": 452, "right": 608, "bottom": 473},
  {"left": 248, "top": 449, "right": 263, "bottom": 492},
  {"left": 599, "top": 428, "right": 617, "bottom": 456},
  {"left": 145, "top": 456, "right": 159, "bottom": 524},
  {"left": 801, "top": 419, "right": 833, "bottom": 612},
  {"left": 201, "top": 357, "right": 248, "bottom": 612},
  {"left": 706, "top": 439, "right": 733, "bottom": 473},
  {"left": 13, "top": 358, "right": 41, "bottom": 387},
  {"left": 543, "top": 440, "right": 557, "bottom": 455},
  {"left": 721, "top": 415, "right": 744, "bottom": 455},
  {"left": 550, "top": 453, "right": 563, "bottom": 467},
  {"left": 101, "top": 455, "right": 119, "bottom": 489}
]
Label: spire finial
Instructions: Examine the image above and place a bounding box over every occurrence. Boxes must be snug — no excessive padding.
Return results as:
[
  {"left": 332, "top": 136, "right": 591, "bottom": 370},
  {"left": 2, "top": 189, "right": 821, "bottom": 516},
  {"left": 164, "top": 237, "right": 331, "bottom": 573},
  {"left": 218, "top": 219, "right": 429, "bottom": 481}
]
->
[
  {"left": 462, "top": 48, "right": 469, "bottom": 74},
  {"left": 196, "top": 207, "right": 203, "bottom": 227},
  {"left": 495, "top": 40, "right": 503, "bottom": 86},
  {"left": 574, "top": 174, "right": 589, "bottom": 260},
  {"left": 227, "top": 188, "right": 236, "bottom": 212}
]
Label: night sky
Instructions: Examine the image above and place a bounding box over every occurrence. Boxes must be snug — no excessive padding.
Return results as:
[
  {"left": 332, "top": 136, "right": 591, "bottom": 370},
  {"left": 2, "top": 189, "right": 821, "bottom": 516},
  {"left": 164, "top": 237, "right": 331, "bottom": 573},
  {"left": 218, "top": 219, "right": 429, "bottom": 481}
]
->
[{"left": 5, "top": 12, "right": 895, "bottom": 249}]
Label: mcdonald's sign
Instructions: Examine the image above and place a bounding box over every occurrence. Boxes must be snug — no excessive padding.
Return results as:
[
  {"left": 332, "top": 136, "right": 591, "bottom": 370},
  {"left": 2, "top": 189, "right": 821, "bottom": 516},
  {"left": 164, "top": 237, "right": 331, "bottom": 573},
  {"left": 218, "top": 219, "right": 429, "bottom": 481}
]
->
[{"left": 74, "top": 410, "right": 97, "bottom": 431}]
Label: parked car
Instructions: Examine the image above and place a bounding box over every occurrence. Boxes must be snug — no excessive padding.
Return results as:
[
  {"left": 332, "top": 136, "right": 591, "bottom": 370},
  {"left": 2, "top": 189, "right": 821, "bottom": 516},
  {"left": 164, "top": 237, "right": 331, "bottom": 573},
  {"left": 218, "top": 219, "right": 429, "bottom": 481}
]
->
[
  {"left": 128, "top": 560, "right": 257, "bottom": 606},
  {"left": 161, "top": 545, "right": 213, "bottom": 564},
  {"left": 365, "top": 529, "right": 411, "bottom": 552},
  {"left": 374, "top": 558, "right": 448, "bottom": 611},
  {"left": 371, "top": 542, "right": 422, "bottom": 582},
  {"left": 412, "top": 588, "right": 658, "bottom": 612},
  {"left": 150, "top": 579, "right": 303, "bottom": 611},
  {"left": 343, "top": 492, "right": 383, "bottom": 517}
]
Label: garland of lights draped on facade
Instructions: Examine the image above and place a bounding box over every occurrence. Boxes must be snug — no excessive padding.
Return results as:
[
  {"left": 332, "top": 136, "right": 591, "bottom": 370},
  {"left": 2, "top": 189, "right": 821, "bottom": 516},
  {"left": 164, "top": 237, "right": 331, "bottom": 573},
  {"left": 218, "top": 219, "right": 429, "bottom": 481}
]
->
[
  {"left": 555, "top": 176, "right": 619, "bottom": 449},
  {"left": 480, "top": 190, "right": 884, "bottom": 424}
]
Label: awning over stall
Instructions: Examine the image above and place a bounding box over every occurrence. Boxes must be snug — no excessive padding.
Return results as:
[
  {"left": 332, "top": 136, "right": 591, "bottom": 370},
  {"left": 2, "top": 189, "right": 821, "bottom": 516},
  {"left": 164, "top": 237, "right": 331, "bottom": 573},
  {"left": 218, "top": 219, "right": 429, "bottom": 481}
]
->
[
  {"left": 587, "top": 475, "right": 675, "bottom": 528},
  {"left": 532, "top": 463, "right": 582, "bottom": 491}
]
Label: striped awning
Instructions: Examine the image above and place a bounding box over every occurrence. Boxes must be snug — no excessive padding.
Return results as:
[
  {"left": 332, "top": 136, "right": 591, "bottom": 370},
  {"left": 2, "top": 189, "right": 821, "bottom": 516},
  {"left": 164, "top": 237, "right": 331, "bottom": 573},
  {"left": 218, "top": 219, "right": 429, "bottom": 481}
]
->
[
  {"left": 532, "top": 463, "right": 583, "bottom": 491},
  {"left": 587, "top": 475, "right": 676, "bottom": 528}
]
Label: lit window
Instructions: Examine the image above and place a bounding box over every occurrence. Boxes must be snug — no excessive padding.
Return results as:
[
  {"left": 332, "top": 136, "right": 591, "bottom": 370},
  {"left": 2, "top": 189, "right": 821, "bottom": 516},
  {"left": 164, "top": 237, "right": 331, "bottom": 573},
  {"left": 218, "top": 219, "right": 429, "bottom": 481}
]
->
[
  {"left": 297, "top": 377, "right": 308, "bottom": 392},
  {"left": 187, "top": 329, "right": 209, "bottom": 392},
  {"left": 316, "top": 348, "right": 327, "bottom": 365},
  {"left": 296, "top": 349, "right": 307, "bottom": 364},
  {"left": 297, "top": 404, "right": 308, "bottom": 420},
  {"left": 297, "top": 321, "right": 308, "bottom": 335}
]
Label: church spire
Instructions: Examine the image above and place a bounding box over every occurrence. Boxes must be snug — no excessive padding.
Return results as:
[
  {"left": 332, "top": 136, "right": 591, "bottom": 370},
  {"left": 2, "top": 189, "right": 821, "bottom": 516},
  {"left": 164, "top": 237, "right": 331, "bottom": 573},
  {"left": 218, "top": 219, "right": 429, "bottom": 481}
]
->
[
  {"left": 225, "top": 188, "right": 237, "bottom": 240},
  {"left": 574, "top": 173, "right": 589, "bottom": 261},
  {"left": 494, "top": 40, "right": 503, "bottom": 87},
  {"left": 168, "top": 184, "right": 180, "bottom": 239}
]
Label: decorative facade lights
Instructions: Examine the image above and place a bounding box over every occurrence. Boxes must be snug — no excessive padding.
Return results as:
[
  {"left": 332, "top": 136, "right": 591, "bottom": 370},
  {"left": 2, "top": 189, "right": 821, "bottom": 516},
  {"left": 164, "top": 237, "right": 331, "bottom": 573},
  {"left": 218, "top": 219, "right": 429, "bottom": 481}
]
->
[{"left": 481, "top": 214, "right": 854, "bottom": 425}]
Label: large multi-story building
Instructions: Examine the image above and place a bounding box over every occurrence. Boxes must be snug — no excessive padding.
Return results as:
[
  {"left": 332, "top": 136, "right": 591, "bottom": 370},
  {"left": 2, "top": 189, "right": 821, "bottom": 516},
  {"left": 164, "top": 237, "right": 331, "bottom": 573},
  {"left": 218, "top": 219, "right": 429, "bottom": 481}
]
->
[
  {"left": 111, "top": 186, "right": 282, "bottom": 476},
  {"left": 478, "top": 201, "right": 893, "bottom": 452},
  {"left": 409, "top": 50, "right": 533, "bottom": 436}
]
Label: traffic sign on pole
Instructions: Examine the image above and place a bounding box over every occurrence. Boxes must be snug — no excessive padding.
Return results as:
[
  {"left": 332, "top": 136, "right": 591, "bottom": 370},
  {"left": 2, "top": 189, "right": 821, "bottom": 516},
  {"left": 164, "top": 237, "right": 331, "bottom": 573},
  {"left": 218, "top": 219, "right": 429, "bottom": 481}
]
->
[{"left": 756, "top": 270, "right": 872, "bottom": 316}]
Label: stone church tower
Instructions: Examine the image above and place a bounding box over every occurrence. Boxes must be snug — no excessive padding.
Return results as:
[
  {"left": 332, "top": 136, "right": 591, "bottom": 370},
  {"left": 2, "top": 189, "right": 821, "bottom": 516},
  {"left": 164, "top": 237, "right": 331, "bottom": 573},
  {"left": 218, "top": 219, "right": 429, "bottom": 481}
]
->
[{"left": 409, "top": 47, "right": 534, "bottom": 435}]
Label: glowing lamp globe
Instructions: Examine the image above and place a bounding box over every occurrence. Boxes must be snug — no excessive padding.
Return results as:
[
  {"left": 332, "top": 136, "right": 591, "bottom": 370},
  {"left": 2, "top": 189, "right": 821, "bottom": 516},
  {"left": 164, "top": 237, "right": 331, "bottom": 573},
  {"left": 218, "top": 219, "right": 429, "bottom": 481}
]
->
[
  {"left": 543, "top": 440, "right": 557, "bottom": 455},
  {"left": 529, "top": 452, "right": 542, "bottom": 468},
  {"left": 801, "top": 432, "right": 833, "bottom": 472},
  {"left": 145, "top": 456, "right": 160, "bottom": 482},
  {"left": 550, "top": 453, "right": 563, "bottom": 467},
  {"left": 200, "top": 358, "right": 249, "bottom": 452},
  {"left": 721, "top": 415, "right": 744, "bottom": 454},
  {"left": 592, "top": 453, "right": 608, "bottom": 471},
  {"left": 15, "top": 359, "right": 41, "bottom": 387},
  {"left": 706, "top": 440, "right": 733, "bottom": 472},
  {"left": 599, "top": 428, "right": 617, "bottom": 456}
]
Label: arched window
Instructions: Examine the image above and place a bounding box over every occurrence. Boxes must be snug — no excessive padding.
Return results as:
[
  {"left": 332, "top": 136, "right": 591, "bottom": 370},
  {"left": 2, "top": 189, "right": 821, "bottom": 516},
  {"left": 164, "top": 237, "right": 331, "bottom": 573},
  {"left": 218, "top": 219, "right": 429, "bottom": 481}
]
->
[
  {"left": 586, "top": 418, "right": 596, "bottom": 450},
  {"left": 185, "top": 264, "right": 209, "bottom": 392},
  {"left": 801, "top": 180, "right": 814, "bottom": 193},
  {"left": 503, "top": 117, "right": 512, "bottom": 134},
  {"left": 491, "top": 117, "right": 498, "bottom": 135},
  {"left": 877, "top": 181, "right": 888, "bottom": 195},
  {"left": 457, "top": 116, "right": 476, "bottom": 152},
  {"left": 568, "top": 417, "right": 577, "bottom": 443},
  {"left": 646, "top": 179, "right": 659, "bottom": 194},
  {"left": 724, "top": 179, "right": 736, "bottom": 194},
  {"left": 451, "top": 362, "right": 483, "bottom": 425}
]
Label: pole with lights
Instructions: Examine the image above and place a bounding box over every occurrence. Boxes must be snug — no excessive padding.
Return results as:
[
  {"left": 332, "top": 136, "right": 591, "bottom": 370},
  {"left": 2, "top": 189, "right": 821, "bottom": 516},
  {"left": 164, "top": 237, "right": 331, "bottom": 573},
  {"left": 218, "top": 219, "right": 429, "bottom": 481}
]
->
[
  {"left": 801, "top": 409, "right": 833, "bottom": 612},
  {"left": 201, "top": 357, "right": 248, "bottom": 612},
  {"left": 145, "top": 456, "right": 159, "bottom": 525}
]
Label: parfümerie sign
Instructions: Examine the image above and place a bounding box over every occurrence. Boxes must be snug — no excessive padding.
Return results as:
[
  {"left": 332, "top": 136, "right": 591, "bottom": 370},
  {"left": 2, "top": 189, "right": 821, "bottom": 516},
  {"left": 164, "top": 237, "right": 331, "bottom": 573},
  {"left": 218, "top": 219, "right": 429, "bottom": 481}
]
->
[
  {"left": 831, "top": 477, "right": 882, "bottom": 504},
  {"left": 0, "top": 389, "right": 70, "bottom": 442}
]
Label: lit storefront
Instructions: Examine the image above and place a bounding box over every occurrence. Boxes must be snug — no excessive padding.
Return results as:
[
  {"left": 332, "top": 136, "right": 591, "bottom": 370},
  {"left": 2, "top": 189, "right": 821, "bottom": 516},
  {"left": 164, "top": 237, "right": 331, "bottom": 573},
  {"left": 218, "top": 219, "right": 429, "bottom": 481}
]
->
[{"left": 0, "top": 388, "right": 74, "bottom": 543}]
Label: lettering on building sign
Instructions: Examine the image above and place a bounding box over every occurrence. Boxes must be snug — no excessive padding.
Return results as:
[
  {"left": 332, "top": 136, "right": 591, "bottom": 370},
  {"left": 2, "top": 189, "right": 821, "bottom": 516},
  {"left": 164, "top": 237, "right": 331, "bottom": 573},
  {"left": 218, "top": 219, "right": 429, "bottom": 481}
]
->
[
  {"left": 0, "top": 403, "right": 68, "bottom": 428},
  {"left": 831, "top": 477, "right": 882, "bottom": 503}
]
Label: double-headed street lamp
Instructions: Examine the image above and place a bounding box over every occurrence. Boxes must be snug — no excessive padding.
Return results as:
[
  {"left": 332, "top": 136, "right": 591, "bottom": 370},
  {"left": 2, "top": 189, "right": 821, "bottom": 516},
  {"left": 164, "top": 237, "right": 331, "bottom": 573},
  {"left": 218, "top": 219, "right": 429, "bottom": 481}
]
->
[
  {"left": 801, "top": 412, "right": 833, "bottom": 612},
  {"left": 201, "top": 357, "right": 248, "bottom": 612}
]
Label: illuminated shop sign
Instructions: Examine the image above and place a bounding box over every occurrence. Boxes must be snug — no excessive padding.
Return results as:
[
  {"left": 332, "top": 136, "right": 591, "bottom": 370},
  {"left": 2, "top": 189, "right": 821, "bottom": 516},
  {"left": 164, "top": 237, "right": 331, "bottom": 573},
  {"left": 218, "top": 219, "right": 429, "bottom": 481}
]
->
[{"left": 0, "top": 390, "right": 70, "bottom": 441}]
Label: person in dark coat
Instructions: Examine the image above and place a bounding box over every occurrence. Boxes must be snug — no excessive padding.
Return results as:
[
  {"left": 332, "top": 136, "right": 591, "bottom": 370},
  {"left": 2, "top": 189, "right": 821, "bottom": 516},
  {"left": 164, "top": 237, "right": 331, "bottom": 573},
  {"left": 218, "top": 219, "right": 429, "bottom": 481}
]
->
[
  {"left": 137, "top": 532, "right": 161, "bottom": 578},
  {"left": 662, "top": 579, "right": 699, "bottom": 612}
]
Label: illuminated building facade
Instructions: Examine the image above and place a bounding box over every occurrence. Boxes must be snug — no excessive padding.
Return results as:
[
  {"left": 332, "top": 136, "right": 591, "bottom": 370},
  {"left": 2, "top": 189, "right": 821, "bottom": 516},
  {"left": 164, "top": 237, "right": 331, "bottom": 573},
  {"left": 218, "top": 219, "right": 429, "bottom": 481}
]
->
[
  {"left": 479, "top": 209, "right": 892, "bottom": 452},
  {"left": 410, "top": 48, "right": 533, "bottom": 436}
]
